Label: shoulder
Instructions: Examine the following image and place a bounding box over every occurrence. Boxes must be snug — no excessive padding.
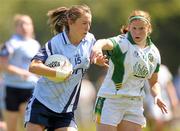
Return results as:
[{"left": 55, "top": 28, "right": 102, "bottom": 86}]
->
[
  {"left": 109, "top": 34, "right": 125, "bottom": 40},
  {"left": 148, "top": 44, "right": 161, "bottom": 70},
  {"left": 150, "top": 44, "right": 161, "bottom": 60},
  {"left": 108, "top": 34, "right": 129, "bottom": 52},
  {"left": 43, "top": 33, "right": 65, "bottom": 55},
  {"left": 5, "top": 35, "right": 22, "bottom": 49},
  {"left": 48, "top": 34, "right": 63, "bottom": 48},
  {"left": 109, "top": 34, "right": 128, "bottom": 45},
  {"left": 86, "top": 32, "right": 95, "bottom": 38},
  {"left": 151, "top": 44, "right": 160, "bottom": 54},
  {"left": 85, "top": 32, "right": 96, "bottom": 42},
  {"left": 51, "top": 33, "right": 62, "bottom": 43}
]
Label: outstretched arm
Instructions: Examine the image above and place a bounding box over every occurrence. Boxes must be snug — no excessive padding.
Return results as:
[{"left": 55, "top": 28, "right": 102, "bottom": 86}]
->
[
  {"left": 90, "top": 39, "right": 113, "bottom": 67},
  {"left": 149, "top": 73, "right": 168, "bottom": 114}
]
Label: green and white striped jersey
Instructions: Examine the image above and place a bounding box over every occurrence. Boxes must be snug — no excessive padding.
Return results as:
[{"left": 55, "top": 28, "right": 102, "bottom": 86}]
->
[{"left": 98, "top": 33, "right": 160, "bottom": 98}]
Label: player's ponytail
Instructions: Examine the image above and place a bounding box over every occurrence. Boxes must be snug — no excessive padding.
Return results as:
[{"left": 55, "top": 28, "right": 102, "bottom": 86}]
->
[
  {"left": 47, "top": 7, "right": 69, "bottom": 34},
  {"left": 120, "top": 25, "right": 128, "bottom": 34}
]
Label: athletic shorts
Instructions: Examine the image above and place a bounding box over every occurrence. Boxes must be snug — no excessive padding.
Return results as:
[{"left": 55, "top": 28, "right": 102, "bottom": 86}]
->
[
  {"left": 24, "top": 97, "right": 77, "bottom": 130},
  {"left": 5, "top": 86, "right": 33, "bottom": 111},
  {"left": 94, "top": 96, "right": 146, "bottom": 127}
]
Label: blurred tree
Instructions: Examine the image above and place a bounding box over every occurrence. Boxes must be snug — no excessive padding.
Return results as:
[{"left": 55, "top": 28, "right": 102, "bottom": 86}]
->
[{"left": 0, "top": 0, "right": 179, "bottom": 76}]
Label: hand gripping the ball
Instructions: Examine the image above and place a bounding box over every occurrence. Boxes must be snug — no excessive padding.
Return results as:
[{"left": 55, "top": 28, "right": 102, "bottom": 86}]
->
[
  {"left": 47, "top": 67, "right": 72, "bottom": 82},
  {"left": 45, "top": 54, "right": 73, "bottom": 83},
  {"left": 55, "top": 61, "right": 73, "bottom": 81}
]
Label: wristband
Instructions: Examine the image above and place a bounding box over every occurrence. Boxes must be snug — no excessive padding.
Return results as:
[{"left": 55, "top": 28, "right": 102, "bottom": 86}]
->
[{"left": 56, "top": 69, "right": 70, "bottom": 79}]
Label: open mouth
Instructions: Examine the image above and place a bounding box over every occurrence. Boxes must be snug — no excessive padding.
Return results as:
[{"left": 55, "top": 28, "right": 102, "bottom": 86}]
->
[{"left": 135, "top": 37, "right": 140, "bottom": 39}]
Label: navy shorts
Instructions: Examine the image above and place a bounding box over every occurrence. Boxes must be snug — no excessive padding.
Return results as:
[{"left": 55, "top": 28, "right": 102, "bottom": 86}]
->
[
  {"left": 5, "top": 86, "right": 33, "bottom": 111},
  {"left": 25, "top": 97, "right": 77, "bottom": 130}
]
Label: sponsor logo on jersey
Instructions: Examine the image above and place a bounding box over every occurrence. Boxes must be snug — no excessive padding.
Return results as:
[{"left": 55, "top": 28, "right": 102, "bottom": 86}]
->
[{"left": 133, "top": 62, "right": 148, "bottom": 78}]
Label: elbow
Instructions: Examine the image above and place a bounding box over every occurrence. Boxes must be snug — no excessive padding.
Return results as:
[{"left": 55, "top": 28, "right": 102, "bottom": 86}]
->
[
  {"left": 149, "top": 80, "right": 158, "bottom": 88},
  {"left": 149, "top": 73, "right": 158, "bottom": 87},
  {"left": 29, "top": 64, "right": 35, "bottom": 73}
]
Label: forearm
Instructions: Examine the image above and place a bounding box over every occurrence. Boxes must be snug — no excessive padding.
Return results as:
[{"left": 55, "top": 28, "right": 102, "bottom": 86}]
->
[
  {"left": 29, "top": 61, "right": 56, "bottom": 77},
  {"left": 94, "top": 39, "right": 113, "bottom": 51},
  {"left": 148, "top": 73, "right": 161, "bottom": 97},
  {"left": 150, "top": 81, "right": 168, "bottom": 113},
  {"left": 6, "top": 65, "right": 30, "bottom": 76},
  {"left": 150, "top": 82, "right": 161, "bottom": 97},
  {"left": 149, "top": 72, "right": 167, "bottom": 113}
]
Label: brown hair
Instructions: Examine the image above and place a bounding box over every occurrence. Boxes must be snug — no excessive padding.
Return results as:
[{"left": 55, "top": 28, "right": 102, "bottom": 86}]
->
[
  {"left": 120, "top": 10, "right": 152, "bottom": 34},
  {"left": 47, "top": 4, "right": 91, "bottom": 34}
]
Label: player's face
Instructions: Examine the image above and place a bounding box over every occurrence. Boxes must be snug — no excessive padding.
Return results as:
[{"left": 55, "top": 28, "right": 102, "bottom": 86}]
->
[
  {"left": 128, "top": 19, "right": 150, "bottom": 45},
  {"left": 69, "top": 13, "right": 91, "bottom": 39},
  {"left": 16, "top": 16, "right": 34, "bottom": 38}
]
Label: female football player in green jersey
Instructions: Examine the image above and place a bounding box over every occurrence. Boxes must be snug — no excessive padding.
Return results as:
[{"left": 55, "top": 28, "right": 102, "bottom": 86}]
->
[{"left": 91, "top": 10, "right": 167, "bottom": 131}]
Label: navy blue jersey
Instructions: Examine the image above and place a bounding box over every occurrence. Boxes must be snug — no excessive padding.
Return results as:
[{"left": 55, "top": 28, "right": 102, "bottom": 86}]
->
[{"left": 32, "top": 31, "right": 96, "bottom": 113}]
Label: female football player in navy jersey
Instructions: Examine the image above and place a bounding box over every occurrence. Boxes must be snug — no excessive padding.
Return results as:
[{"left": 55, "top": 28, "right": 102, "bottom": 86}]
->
[
  {"left": 0, "top": 14, "right": 40, "bottom": 131},
  {"left": 25, "top": 4, "right": 96, "bottom": 131}
]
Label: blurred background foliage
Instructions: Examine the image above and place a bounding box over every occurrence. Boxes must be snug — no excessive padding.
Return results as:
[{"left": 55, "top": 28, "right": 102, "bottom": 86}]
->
[{"left": 0, "top": 0, "right": 180, "bottom": 78}]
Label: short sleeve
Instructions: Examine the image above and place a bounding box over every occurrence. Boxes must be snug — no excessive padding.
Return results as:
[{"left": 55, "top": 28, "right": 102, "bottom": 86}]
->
[
  {"left": 154, "top": 63, "right": 160, "bottom": 73},
  {"left": 0, "top": 44, "right": 9, "bottom": 56},
  {"left": 106, "top": 35, "right": 128, "bottom": 58},
  {"left": 32, "top": 41, "right": 52, "bottom": 63}
]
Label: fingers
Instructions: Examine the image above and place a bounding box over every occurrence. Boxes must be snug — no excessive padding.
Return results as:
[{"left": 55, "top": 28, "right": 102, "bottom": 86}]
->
[
  {"left": 157, "top": 99, "right": 168, "bottom": 114},
  {"left": 160, "top": 106, "right": 168, "bottom": 114},
  {"left": 90, "top": 48, "right": 109, "bottom": 67},
  {"left": 101, "top": 55, "right": 109, "bottom": 67},
  {"left": 159, "top": 103, "right": 167, "bottom": 114},
  {"left": 91, "top": 53, "right": 102, "bottom": 64},
  {"left": 95, "top": 55, "right": 109, "bottom": 67},
  {"left": 90, "top": 49, "right": 103, "bottom": 64},
  {"left": 103, "top": 63, "right": 109, "bottom": 68}
]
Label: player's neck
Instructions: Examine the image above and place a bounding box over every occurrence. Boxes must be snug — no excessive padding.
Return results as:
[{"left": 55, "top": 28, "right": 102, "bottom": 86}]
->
[{"left": 68, "top": 31, "right": 82, "bottom": 46}]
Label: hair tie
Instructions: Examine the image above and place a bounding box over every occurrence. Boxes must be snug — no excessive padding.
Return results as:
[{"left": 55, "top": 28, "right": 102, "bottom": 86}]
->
[{"left": 128, "top": 16, "right": 149, "bottom": 24}]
